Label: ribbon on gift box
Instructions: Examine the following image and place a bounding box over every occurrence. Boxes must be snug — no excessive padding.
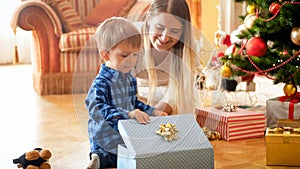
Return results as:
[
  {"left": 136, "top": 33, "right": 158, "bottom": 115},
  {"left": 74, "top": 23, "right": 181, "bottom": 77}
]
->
[
  {"left": 279, "top": 92, "right": 300, "bottom": 120},
  {"left": 267, "top": 127, "right": 300, "bottom": 135}
]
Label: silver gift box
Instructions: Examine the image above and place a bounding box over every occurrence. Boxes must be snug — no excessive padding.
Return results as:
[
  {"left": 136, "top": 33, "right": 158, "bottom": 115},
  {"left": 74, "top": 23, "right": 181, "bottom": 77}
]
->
[
  {"left": 266, "top": 97, "right": 300, "bottom": 127},
  {"left": 117, "top": 114, "right": 214, "bottom": 169}
]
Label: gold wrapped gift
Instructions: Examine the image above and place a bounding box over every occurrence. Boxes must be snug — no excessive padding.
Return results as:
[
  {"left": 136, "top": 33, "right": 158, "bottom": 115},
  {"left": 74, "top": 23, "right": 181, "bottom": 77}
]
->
[{"left": 265, "top": 127, "right": 300, "bottom": 166}]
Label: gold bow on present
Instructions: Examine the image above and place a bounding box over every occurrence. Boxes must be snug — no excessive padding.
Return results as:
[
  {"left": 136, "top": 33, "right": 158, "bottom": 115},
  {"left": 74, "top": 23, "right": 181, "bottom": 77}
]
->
[
  {"left": 202, "top": 127, "right": 221, "bottom": 140},
  {"left": 223, "top": 103, "right": 237, "bottom": 112},
  {"left": 156, "top": 123, "right": 179, "bottom": 141}
]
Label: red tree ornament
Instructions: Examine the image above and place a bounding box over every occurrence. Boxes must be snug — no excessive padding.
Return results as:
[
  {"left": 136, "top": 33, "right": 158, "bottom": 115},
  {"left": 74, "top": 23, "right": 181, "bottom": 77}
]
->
[
  {"left": 217, "top": 52, "right": 225, "bottom": 58},
  {"left": 269, "top": 2, "right": 281, "bottom": 15},
  {"left": 246, "top": 37, "right": 267, "bottom": 57}
]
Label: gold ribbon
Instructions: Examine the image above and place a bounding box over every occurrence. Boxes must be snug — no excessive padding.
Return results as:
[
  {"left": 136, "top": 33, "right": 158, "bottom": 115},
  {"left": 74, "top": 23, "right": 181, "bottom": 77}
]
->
[
  {"left": 223, "top": 103, "right": 237, "bottom": 112},
  {"left": 156, "top": 123, "right": 179, "bottom": 141},
  {"left": 202, "top": 127, "right": 221, "bottom": 140},
  {"left": 268, "top": 127, "right": 300, "bottom": 134}
]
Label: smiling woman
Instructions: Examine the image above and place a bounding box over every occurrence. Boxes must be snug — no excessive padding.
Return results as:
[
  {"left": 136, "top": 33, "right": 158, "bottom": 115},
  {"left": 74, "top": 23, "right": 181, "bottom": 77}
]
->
[{"left": 134, "top": 0, "right": 198, "bottom": 115}]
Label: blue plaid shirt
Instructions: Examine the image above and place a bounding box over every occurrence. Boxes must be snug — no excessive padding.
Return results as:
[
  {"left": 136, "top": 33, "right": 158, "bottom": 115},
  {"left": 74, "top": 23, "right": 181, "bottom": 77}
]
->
[{"left": 85, "top": 64, "right": 155, "bottom": 155}]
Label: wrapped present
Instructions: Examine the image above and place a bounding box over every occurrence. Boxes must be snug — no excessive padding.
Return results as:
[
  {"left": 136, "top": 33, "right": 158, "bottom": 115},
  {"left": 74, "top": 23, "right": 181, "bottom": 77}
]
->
[
  {"left": 266, "top": 96, "right": 300, "bottom": 127},
  {"left": 265, "top": 127, "right": 300, "bottom": 166},
  {"left": 117, "top": 114, "right": 214, "bottom": 169},
  {"left": 195, "top": 107, "right": 266, "bottom": 141}
]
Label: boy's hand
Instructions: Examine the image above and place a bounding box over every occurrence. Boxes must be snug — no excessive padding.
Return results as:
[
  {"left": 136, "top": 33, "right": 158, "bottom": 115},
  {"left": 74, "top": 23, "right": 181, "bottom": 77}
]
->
[
  {"left": 128, "top": 109, "right": 150, "bottom": 124},
  {"left": 153, "top": 109, "right": 168, "bottom": 116}
]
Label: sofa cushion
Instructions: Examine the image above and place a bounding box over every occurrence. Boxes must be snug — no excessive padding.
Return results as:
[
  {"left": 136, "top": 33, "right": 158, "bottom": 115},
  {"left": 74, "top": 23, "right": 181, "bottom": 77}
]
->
[
  {"left": 59, "top": 27, "right": 97, "bottom": 52},
  {"left": 50, "top": 0, "right": 83, "bottom": 32},
  {"left": 84, "top": 0, "right": 137, "bottom": 26}
]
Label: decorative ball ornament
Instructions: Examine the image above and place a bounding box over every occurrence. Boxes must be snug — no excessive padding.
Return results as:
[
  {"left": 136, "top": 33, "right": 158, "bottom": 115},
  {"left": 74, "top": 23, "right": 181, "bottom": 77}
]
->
[
  {"left": 247, "top": 4, "right": 256, "bottom": 14},
  {"left": 244, "top": 13, "right": 256, "bottom": 29},
  {"left": 220, "top": 65, "right": 233, "bottom": 78},
  {"left": 246, "top": 37, "right": 267, "bottom": 57},
  {"left": 283, "top": 83, "right": 297, "bottom": 97},
  {"left": 217, "top": 52, "right": 225, "bottom": 58},
  {"left": 291, "top": 27, "right": 300, "bottom": 45},
  {"left": 269, "top": 2, "right": 281, "bottom": 14}
]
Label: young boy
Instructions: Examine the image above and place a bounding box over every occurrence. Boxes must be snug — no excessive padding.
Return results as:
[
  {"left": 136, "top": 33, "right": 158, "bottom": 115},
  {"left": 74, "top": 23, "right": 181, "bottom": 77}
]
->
[{"left": 85, "top": 17, "right": 168, "bottom": 169}]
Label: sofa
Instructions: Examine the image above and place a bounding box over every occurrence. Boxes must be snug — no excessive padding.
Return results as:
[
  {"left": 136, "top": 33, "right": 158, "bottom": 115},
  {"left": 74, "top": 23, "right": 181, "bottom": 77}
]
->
[{"left": 11, "top": 0, "right": 151, "bottom": 95}]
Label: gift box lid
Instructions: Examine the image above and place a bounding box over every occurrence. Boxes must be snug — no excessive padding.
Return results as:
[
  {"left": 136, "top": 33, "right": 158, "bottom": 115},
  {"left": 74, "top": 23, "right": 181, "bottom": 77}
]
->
[
  {"left": 265, "top": 127, "right": 300, "bottom": 144},
  {"left": 277, "top": 119, "right": 300, "bottom": 128},
  {"left": 118, "top": 114, "right": 213, "bottom": 158},
  {"left": 196, "top": 107, "right": 266, "bottom": 123}
]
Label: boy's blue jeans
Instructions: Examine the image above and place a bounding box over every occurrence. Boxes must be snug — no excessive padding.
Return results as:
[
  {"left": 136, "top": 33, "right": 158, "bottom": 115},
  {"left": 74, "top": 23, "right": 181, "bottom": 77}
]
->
[{"left": 90, "top": 151, "right": 117, "bottom": 169}]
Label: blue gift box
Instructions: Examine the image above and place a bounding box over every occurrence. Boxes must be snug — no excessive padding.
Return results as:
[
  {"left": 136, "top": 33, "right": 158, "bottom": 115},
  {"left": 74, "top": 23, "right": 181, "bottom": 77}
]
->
[{"left": 117, "top": 114, "right": 214, "bottom": 169}]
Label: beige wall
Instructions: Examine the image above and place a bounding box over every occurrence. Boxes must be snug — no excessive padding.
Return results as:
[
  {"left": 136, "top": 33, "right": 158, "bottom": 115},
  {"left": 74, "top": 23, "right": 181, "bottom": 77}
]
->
[{"left": 201, "top": 0, "right": 219, "bottom": 44}]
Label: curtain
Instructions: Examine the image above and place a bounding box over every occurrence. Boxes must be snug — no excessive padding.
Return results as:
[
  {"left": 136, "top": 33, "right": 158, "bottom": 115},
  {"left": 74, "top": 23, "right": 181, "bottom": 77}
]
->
[
  {"left": 186, "top": 0, "right": 201, "bottom": 31},
  {"left": 0, "top": 0, "right": 32, "bottom": 64}
]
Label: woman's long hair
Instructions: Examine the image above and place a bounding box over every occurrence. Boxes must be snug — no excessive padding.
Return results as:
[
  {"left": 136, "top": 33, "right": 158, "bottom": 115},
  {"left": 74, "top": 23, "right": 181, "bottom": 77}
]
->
[{"left": 142, "top": 0, "right": 197, "bottom": 114}]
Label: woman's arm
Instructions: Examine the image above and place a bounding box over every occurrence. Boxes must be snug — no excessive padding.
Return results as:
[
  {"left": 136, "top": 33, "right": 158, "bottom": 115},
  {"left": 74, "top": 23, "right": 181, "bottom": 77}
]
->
[{"left": 155, "top": 102, "right": 173, "bottom": 115}]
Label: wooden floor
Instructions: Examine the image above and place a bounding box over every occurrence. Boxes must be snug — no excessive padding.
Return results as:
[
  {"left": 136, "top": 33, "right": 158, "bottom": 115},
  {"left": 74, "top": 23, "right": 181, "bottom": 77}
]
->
[{"left": 1, "top": 64, "right": 299, "bottom": 169}]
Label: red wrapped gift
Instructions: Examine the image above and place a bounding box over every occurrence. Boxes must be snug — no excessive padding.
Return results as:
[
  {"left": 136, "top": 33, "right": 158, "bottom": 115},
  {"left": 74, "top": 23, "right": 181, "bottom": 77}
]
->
[{"left": 195, "top": 107, "right": 266, "bottom": 141}]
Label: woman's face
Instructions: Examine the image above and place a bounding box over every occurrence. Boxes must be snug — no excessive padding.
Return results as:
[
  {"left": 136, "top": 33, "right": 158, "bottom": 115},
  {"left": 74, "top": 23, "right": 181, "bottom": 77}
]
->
[{"left": 148, "top": 13, "right": 183, "bottom": 52}]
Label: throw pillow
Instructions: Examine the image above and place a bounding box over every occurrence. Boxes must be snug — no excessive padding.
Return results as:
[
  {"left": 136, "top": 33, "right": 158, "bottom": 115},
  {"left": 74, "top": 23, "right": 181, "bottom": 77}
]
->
[
  {"left": 85, "top": 0, "right": 137, "bottom": 26},
  {"left": 49, "top": 0, "right": 83, "bottom": 32},
  {"left": 126, "top": 1, "right": 151, "bottom": 22}
]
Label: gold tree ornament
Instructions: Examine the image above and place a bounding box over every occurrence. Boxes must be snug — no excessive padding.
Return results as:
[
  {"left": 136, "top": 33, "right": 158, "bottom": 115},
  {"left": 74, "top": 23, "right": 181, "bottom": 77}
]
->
[
  {"left": 291, "top": 27, "right": 300, "bottom": 45},
  {"left": 247, "top": 4, "right": 256, "bottom": 14},
  {"left": 283, "top": 83, "right": 297, "bottom": 97},
  {"left": 220, "top": 65, "right": 233, "bottom": 78}
]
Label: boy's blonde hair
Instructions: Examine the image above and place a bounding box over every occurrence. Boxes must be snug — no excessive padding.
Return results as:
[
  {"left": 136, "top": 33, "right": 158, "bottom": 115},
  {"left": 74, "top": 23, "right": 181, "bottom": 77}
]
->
[{"left": 95, "top": 17, "right": 141, "bottom": 52}]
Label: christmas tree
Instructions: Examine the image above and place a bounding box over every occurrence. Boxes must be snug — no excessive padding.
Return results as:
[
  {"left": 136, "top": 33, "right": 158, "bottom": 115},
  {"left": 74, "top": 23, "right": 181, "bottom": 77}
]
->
[{"left": 219, "top": 0, "right": 300, "bottom": 96}]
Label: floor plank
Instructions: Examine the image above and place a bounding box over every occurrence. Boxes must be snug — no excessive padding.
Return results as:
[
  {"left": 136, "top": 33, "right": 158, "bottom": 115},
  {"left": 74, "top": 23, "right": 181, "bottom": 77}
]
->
[{"left": 1, "top": 64, "right": 299, "bottom": 169}]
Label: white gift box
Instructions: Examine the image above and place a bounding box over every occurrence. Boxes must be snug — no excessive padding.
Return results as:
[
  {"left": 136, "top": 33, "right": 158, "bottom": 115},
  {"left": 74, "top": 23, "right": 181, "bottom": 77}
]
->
[
  {"left": 117, "top": 114, "right": 214, "bottom": 169},
  {"left": 266, "top": 97, "right": 300, "bottom": 127}
]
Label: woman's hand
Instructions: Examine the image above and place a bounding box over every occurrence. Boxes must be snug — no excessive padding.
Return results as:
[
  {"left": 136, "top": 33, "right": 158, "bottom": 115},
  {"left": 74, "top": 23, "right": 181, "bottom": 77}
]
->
[
  {"left": 153, "top": 109, "right": 168, "bottom": 116},
  {"left": 155, "top": 102, "right": 173, "bottom": 115},
  {"left": 128, "top": 109, "right": 150, "bottom": 124}
]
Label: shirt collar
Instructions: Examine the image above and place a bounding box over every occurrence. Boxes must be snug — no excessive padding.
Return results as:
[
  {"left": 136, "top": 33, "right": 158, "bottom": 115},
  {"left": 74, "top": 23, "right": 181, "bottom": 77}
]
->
[{"left": 101, "top": 64, "right": 132, "bottom": 82}]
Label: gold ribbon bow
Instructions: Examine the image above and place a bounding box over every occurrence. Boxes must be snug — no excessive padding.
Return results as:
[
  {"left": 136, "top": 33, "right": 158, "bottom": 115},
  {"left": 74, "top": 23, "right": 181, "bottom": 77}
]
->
[{"left": 156, "top": 123, "right": 179, "bottom": 141}]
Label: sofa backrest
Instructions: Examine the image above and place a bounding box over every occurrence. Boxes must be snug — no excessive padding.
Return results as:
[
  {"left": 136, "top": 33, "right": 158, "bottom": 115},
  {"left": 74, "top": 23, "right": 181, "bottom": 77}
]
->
[
  {"left": 43, "top": 0, "right": 100, "bottom": 21},
  {"left": 68, "top": 0, "right": 100, "bottom": 21},
  {"left": 43, "top": 0, "right": 151, "bottom": 32}
]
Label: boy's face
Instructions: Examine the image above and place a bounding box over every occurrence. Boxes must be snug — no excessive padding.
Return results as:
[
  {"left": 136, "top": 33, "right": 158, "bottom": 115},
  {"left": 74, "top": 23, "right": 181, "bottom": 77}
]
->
[{"left": 105, "top": 41, "right": 140, "bottom": 73}]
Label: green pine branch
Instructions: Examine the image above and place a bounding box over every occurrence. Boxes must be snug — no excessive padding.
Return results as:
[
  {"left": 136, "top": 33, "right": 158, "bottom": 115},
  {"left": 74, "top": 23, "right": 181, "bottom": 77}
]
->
[{"left": 221, "top": 0, "right": 300, "bottom": 86}]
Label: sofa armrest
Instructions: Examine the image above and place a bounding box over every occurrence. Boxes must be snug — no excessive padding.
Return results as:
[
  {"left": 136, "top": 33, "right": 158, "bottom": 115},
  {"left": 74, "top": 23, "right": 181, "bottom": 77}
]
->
[{"left": 11, "top": 1, "right": 63, "bottom": 73}]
